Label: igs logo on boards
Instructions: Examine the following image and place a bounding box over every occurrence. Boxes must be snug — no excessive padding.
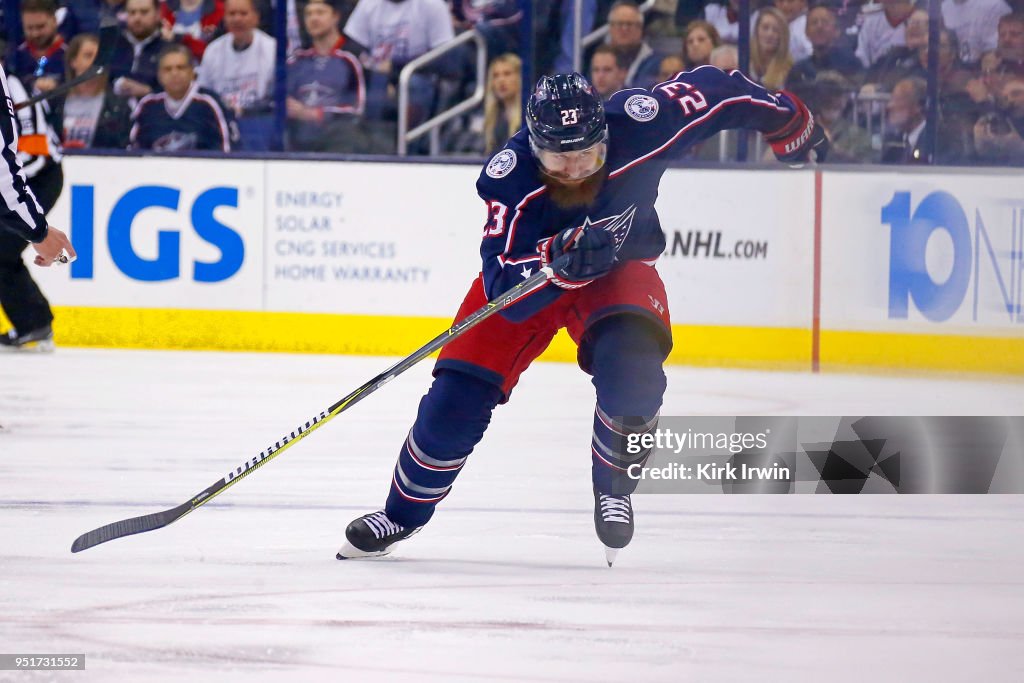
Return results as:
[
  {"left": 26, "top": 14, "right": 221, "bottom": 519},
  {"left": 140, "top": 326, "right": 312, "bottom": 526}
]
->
[
  {"left": 883, "top": 190, "right": 1023, "bottom": 325},
  {"left": 67, "top": 184, "right": 245, "bottom": 283}
]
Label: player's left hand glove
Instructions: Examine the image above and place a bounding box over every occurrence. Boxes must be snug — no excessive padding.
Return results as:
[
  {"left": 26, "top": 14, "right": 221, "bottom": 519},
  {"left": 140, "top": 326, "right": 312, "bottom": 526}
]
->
[
  {"left": 537, "top": 225, "right": 616, "bottom": 289},
  {"left": 765, "top": 91, "right": 829, "bottom": 166}
]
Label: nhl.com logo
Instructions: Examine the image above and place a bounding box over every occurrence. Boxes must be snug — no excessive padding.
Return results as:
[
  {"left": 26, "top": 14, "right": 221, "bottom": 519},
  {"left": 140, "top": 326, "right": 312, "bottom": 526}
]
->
[
  {"left": 486, "top": 149, "right": 517, "bottom": 178},
  {"left": 625, "top": 94, "right": 659, "bottom": 122}
]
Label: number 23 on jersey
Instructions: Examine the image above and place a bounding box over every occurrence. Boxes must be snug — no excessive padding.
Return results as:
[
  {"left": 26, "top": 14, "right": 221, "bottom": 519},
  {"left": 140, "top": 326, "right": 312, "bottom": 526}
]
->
[
  {"left": 657, "top": 81, "right": 708, "bottom": 116},
  {"left": 484, "top": 200, "right": 508, "bottom": 237}
]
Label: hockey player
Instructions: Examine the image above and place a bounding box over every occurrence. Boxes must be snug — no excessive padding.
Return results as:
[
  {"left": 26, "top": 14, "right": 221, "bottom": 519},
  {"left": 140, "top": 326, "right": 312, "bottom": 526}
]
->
[{"left": 338, "top": 68, "right": 827, "bottom": 565}]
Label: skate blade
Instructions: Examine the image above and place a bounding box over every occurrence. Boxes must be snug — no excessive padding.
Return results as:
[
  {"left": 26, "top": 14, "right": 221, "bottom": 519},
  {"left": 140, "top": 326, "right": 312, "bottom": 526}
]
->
[
  {"left": 336, "top": 541, "right": 393, "bottom": 560},
  {"left": 604, "top": 546, "right": 619, "bottom": 567},
  {"left": 1, "top": 339, "right": 55, "bottom": 353},
  {"left": 24, "top": 340, "right": 55, "bottom": 353}
]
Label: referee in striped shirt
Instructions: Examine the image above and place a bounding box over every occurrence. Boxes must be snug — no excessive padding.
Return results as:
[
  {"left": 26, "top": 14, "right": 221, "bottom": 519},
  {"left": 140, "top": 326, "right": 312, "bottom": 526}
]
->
[{"left": 0, "top": 61, "right": 74, "bottom": 348}]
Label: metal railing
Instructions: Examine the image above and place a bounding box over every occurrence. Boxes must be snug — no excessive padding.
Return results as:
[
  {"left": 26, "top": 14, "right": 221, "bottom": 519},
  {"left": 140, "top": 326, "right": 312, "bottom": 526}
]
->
[
  {"left": 397, "top": 29, "right": 488, "bottom": 156},
  {"left": 397, "top": 0, "right": 658, "bottom": 156}
]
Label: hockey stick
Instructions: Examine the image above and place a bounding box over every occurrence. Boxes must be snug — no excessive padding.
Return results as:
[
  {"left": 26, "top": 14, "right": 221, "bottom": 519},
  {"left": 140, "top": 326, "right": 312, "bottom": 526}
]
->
[
  {"left": 71, "top": 257, "right": 567, "bottom": 553},
  {"left": 15, "top": 22, "right": 119, "bottom": 111}
]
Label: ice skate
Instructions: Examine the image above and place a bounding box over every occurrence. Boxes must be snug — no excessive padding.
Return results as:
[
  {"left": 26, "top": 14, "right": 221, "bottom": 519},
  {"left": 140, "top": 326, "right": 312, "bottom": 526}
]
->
[
  {"left": 336, "top": 510, "right": 422, "bottom": 559},
  {"left": 594, "top": 489, "right": 634, "bottom": 567},
  {"left": 0, "top": 325, "right": 54, "bottom": 353}
]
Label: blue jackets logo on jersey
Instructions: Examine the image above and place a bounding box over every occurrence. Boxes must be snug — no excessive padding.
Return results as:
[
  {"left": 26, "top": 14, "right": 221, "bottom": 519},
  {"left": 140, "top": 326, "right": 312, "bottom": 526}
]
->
[
  {"left": 486, "top": 149, "right": 517, "bottom": 179},
  {"left": 581, "top": 205, "right": 637, "bottom": 250},
  {"left": 154, "top": 132, "right": 201, "bottom": 152},
  {"left": 624, "top": 95, "right": 659, "bottom": 122}
]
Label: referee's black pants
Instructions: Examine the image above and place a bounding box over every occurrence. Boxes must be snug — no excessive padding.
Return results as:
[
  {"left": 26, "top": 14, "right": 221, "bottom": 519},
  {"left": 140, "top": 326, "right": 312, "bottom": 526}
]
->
[{"left": 0, "top": 163, "right": 63, "bottom": 334}]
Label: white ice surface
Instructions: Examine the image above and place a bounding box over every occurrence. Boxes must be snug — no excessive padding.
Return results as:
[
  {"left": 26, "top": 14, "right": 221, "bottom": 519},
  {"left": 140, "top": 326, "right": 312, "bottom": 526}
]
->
[{"left": 2, "top": 349, "right": 1023, "bottom": 682}]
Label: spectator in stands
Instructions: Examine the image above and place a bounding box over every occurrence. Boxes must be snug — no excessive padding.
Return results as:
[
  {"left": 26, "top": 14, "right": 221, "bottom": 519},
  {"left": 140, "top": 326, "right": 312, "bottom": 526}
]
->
[
  {"left": 709, "top": 43, "right": 738, "bottom": 70},
  {"left": 856, "top": 0, "right": 915, "bottom": 68},
  {"left": 751, "top": 7, "right": 793, "bottom": 90},
  {"left": 450, "top": 0, "right": 522, "bottom": 60},
  {"left": 286, "top": 0, "right": 364, "bottom": 152},
  {"left": 657, "top": 54, "right": 684, "bottom": 82},
  {"left": 447, "top": 50, "right": 521, "bottom": 155},
  {"left": 161, "top": 0, "right": 226, "bottom": 61},
  {"left": 942, "top": 0, "right": 1011, "bottom": 66},
  {"left": 972, "top": 75, "right": 1024, "bottom": 163},
  {"left": 893, "top": 27, "right": 977, "bottom": 148},
  {"left": 967, "top": 49, "right": 1006, "bottom": 105},
  {"left": 862, "top": 7, "right": 928, "bottom": 92},
  {"left": 590, "top": 43, "right": 628, "bottom": 101},
  {"left": 481, "top": 52, "right": 520, "bottom": 154},
  {"left": 881, "top": 76, "right": 929, "bottom": 162},
  {"left": 110, "top": 0, "right": 170, "bottom": 101},
  {"left": 11, "top": 0, "right": 66, "bottom": 93},
  {"left": 57, "top": 33, "right": 133, "bottom": 149},
  {"left": 131, "top": 43, "right": 238, "bottom": 151},
  {"left": 342, "top": 0, "right": 455, "bottom": 132},
  {"left": 682, "top": 19, "right": 720, "bottom": 69},
  {"left": 199, "top": 0, "right": 275, "bottom": 150},
  {"left": 606, "top": 0, "right": 661, "bottom": 88},
  {"left": 786, "top": 5, "right": 863, "bottom": 86},
  {"left": 882, "top": 76, "right": 968, "bottom": 163},
  {"left": 702, "top": 0, "right": 740, "bottom": 45},
  {"left": 921, "top": 28, "right": 975, "bottom": 96},
  {"left": 1001, "top": 70, "right": 1024, "bottom": 125},
  {"left": 794, "top": 71, "right": 875, "bottom": 162},
  {"left": 995, "top": 13, "right": 1024, "bottom": 76},
  {"left": 772, "top": 0, "right": 813, "bottom": 62},
  {"left": 830, "top": 0, "right": 868, "bottom": 53},
  {"left": 867, "top": 20, "right": 974, "bottom": 98}
]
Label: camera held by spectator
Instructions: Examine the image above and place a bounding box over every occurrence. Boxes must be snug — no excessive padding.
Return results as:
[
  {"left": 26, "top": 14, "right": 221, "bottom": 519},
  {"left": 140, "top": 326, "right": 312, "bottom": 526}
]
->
[{"left": 973, "top": 75, "right": 1024, "bottom": 164}]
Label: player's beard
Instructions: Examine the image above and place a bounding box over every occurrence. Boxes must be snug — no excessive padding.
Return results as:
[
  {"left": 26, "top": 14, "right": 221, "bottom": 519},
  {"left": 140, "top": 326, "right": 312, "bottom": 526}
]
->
[{"left": 542, "top": 165, "right": 609, "bottom": 209}]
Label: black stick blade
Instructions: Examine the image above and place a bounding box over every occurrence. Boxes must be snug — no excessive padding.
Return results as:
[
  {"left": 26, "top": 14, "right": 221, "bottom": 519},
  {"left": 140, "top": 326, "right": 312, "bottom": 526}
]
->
[{"left": 71, "top": 504, "right": 189, "bottom": 553}]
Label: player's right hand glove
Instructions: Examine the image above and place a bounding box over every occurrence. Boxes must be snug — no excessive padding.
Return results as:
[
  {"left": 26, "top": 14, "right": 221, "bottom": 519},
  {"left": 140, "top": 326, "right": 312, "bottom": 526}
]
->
[
  {"left": 765, "top": 91, "right": 829, "bottom": 166},
  {"left": 537, "top": 225, "right": 616, "bottom": 289}
]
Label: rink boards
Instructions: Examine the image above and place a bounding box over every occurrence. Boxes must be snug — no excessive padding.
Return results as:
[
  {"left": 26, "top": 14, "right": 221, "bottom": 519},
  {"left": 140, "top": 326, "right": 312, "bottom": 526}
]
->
[{"left": 20, "top": 155, "right": 1024, "bottom": 375}]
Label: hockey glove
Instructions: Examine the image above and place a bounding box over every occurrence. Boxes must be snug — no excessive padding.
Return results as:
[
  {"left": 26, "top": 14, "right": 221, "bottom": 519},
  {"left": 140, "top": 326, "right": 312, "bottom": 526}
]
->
[
  {"left": 765, "top": 91, "right": 829, "bottom": 166},
  {"left": 537, "top": 225, "right": 616, "bottom": 289}
]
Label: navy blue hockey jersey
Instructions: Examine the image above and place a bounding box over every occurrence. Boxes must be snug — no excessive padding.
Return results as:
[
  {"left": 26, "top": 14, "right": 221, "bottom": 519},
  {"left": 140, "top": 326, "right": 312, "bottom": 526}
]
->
[
  {"left": 476, "top": 66, "right": 802, "bottom": 321},
  {"left": 130, "top": 83, "right": 238, "bottom": 152}
]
